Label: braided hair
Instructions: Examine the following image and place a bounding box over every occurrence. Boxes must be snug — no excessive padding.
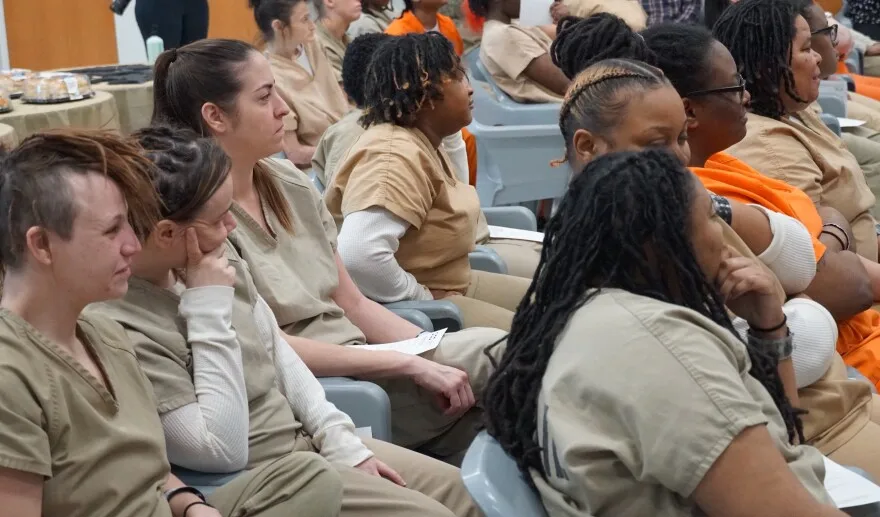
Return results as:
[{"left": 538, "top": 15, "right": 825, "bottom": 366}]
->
[
  {"left": 360, "top": 32, "right": 463, "bottom": 128},
  {"left": 483, "top": 148, "right": 804, "bottom": 486},
  {"left": 556, "top": 58, "right": 668, "bottom": 164},
  {"left": 713, "top": 0, "right": 807, "bottom": 119},
  {"left": 551, "top": 13, "right": 717, "bottom": 97}
]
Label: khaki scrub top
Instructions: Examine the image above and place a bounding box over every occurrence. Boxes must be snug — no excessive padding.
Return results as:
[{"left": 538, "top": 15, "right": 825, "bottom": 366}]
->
[
  {"left": 268, "top": 41, "right": 350, "bottom": 148},
  {"left": 533, "top": 289, "right": 831, "bottom": 517},
  {"left": 227, "top": 158, "right": 368, "bottom": 346},
  {"left": 315, "top": 21, "right": 350, "bottom": 83},
  {"left": 91, "top": 246, "right": 302, "bottom": 469},
  {"left": 479, "top": 20, "right": 563, "bottom": 104},
  {"left": 727, "top": 110, "right": 878, "bottom": 261},
  {"left": 325, "top": 123, "right": 481, "bottom": 293},
  {"left": 312, "top": 108, "right": 364, "bottom": 188},
  {"left": 0, "top": 309, "right": 173, "bottom": 517}
]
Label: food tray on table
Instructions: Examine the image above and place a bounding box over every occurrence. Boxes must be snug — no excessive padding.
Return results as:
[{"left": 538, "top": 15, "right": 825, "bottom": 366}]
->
[
  {"left": 0, "top": 69, "right": 31, "bottom": 98},
  {"left": 21, "top": 72, "right": 94, "bottom": 104}
]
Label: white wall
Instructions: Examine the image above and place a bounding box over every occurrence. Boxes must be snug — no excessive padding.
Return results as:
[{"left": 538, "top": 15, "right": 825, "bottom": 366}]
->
[{"left": 114, "top": 0, "right": 147, "bottom": 64}]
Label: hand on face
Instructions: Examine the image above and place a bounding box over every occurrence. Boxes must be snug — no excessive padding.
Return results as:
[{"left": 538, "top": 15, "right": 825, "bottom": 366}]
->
[
  {"left": 714, "top": 246, "right": 785, "bottom": 329},
  {"left": 183, "top": 227, "right": 236, "bottom": 289}
]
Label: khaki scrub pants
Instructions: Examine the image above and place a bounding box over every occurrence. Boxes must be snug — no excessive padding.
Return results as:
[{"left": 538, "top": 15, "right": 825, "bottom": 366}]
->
[
  {"left": 447, "top": 270, "right": 532, "bottom": 331},
  {"left": 827, "top": 394, "right": 880, "bottom": 481},
  {"left": 306, "top": 434, "right": 482, "bottom": 517},
  {"left": 209, "top": 450, "right": 343, "bottom": 517},
  {"left": 484, "top": 238, "right": 542, "bottom": 280},
  {"left": 370, "top": 326, "right": 508, "bottom": 465}
]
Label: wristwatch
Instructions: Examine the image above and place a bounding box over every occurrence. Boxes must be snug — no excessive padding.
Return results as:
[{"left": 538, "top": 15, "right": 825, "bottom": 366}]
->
[{"left": 747, "top": 329, "right": 794, "bottom": 361}]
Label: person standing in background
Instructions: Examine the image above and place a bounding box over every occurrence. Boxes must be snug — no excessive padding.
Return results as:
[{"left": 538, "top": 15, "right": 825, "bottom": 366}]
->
[
  {"left": 135, "top": 0, "right": 210, "bottom": 49},
  {"left": 640, "top": 0, "right": 701, "bottom": 24}
]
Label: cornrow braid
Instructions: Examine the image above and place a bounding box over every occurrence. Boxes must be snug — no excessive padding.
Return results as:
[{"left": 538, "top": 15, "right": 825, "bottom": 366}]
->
[
  {"left": 713, "top": 0, "right": 807, "bottom": 119},
  {"left": 482, "top": 148, "right": 804, "bottom": 486},
  {"left": 556, "top": 59, "right": 668, "bottom": 163},
  {"left": 551, "top": 14, "right": 655, "bottom": 80},
  {"left": 360, "top": 32, "right": 463, "bottom": 128}
]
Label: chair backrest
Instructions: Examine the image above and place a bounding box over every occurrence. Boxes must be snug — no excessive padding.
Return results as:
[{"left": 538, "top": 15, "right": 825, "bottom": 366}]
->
[{"left": 461, "top": 431, "right": 549, "bottom": 517}]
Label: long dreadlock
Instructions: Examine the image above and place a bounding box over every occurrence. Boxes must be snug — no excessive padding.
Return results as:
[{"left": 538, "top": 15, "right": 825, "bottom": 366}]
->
[
  {"left": 713, "top": 0, "right": 807, "bottom": 119},
  {"left": 483, "top": 149, "right": 804, "bottom": 484},
  {"left": 360, "top": 32, "right": 463, "bottom": 128}
]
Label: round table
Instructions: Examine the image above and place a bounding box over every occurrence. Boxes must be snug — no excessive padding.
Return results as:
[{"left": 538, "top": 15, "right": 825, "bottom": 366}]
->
[
  {"left": 92, "top": 81, "right": 153, "bottom": 135},
  {"left": 0, "top": 123, "right": 18, "bottom": 149},
  {"left": 0, "top": 91, "right": 120, "bottom": 140}
]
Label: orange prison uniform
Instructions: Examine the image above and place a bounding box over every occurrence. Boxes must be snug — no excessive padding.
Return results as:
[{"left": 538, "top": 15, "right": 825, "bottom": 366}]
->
[
  {"left": 385, "top": 11, "right": 476, "bottom": 182},
  {"left": 692, "top": 152, "right": 880, "bottom": 389},
  {"left": 838, "top": 61, "right": 880, "bottom": 101}
]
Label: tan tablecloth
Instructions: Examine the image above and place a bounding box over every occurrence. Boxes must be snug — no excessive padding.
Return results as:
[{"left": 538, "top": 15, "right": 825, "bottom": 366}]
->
[
  {"left": 91, "top": 81, "right": 153, "bottom": 135},
  {"left": 0, "top": 123, "right": 18, "bottom": 149},
  {"left": 0, "top": 91, "right": 120, "bottom": 139}
]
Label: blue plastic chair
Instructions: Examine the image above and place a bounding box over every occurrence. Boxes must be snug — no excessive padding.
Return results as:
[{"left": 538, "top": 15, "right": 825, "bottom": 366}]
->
[
  {"left": 461, "top": 431, "right": 549, "bottom": 517},
  {"left": 173, "top": 376, "right": 392, "bottom": 494},
  {"left": 847, "top": 365, "right": 878, "bottom": 394}
]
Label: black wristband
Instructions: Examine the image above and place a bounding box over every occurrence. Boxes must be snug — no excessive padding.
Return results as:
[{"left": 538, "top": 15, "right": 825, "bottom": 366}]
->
[
  {"left": 711, "top": 194, "right": 733, "bottom": 225},
  {"left": 184, "top": 501, "right": 213, "bottom": 517},
  {"left": 749, "top": 314, "right": 788, "bottom": 333},
  {"left": 164, "top": 486, "right": 206, "bottom": 504}
]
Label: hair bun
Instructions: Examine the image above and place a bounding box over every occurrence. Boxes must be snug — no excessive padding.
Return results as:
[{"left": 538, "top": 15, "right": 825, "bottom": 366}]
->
[{"left": 248, "top": 0, "right": 263, "bottom": 9}]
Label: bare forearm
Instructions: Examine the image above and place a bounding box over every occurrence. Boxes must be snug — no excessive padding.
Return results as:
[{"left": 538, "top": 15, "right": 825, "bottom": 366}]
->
[
  {"left": 804, "top": 251, "right": 873, "bottom": 320},
  {"left": 859, "top": 255, "right": 880, "bottom": 301},
  {"left": 344, "top": 296, "right": 421, "bottom": 343},
  {"left": 729, "top": 201, "right": 773, "bottom": 255},
  {"left": 282, "top": 333, "right": 416, "bottom": 379},
  {"left": 164, "top": 474, "right": 204, "bottom": 517}
]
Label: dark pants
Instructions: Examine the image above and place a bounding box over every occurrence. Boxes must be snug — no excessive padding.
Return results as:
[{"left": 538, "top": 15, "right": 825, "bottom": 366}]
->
[
  {"left": 135, "top": 0, "right": 209, "bottom": 50},
  {"left": 855, "top": 22, "right": 880, "bottom": 42}
]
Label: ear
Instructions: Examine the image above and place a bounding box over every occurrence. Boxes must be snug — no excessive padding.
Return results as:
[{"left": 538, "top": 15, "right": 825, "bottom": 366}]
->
[
  {"left": 201, "top": 102, "right": 229, "bottom": 135},
  {"left": 24, "top": 226, "right": 53, "bottom": 267},
  {"left": 150, "top": 220, "right": 183, "bottom": 250},
  {"left": 682, "top": 97, "right": 699, "bottom": 130},
  {"left": 571, "top": 128, "right": 602, "bottom": 164},
  {"left": 271, "top": 19, "right": 285, "bottom": 35}
]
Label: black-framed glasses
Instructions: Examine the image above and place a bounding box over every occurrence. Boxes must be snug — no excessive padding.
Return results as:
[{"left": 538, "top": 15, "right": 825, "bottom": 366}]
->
[
  {"left": 685, "top": 74, "right": 746, "bottom": 103},
  {"left": 811, "top": 23, "right": 838, "bottom": 45}
]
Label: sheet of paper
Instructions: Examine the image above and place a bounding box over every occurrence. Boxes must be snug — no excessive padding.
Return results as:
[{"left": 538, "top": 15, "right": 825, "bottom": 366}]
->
[
  {"left": 823, "top": 457, "right": 880, "bottom": 508},
  {"left": 488, "top": 225, "right": 545, "bottom": 243},
  {"left": 355, "top": 427, "right": 373, "bottom": 439},
  {"left": 838, "top": 117, "right": 867, "bottom": 128},
  {"left": 518, "top": 0, "right": 553, "bottom": 26},
  {"left": 359, "top": 328, "right": 447, "bottom": 355}
]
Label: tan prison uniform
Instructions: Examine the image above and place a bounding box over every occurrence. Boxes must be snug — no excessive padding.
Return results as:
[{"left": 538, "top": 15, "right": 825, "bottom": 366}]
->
[
  {"left": 325, "top": 123, "right": 532, "bottom": 330},
  {"left": 534, "top": 289, "right": 832, "bottom": 517},
  {"left": 227, "top": 157, "right": 508, "bottom": 462},
  {"left": 479, "top": 20, "right": 563, "bottom": 103},
  {"left": 316, "top": 21, "right": 350, "bottom": 83},
  {"left": 312, "top": 108, "right": 363, "bottom": 188},
  {"left": 268, "top": 42, "right": 350, "bottom": 149},
  {"left": 348, "top": 9, "right": 396, "bottom": 38},
  {"left": 473, "top": 211, "right": 542, "bottom": 279},
  {"left": 562, "top": 0, "right": 647, "bottom": 30},
  {"left": 91, "top": 249, "right": 481, "bottom": 517},
  {"left": 727, "top": 110, "right": 878, "bottom": 261},
  {"left": 0, "top": 310, "right": 172, "bottom": 517}
]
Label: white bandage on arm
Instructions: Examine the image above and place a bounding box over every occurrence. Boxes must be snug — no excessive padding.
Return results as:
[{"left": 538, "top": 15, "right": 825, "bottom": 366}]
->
[
  {"left": 733, "top": 298, "right": 837, "bottom": 388},
  {"left": 752, "top": 205, "right": 817, "bottom": 295},
  {"left": 337, "top": 207, "right": 434, "bottom": 303}
]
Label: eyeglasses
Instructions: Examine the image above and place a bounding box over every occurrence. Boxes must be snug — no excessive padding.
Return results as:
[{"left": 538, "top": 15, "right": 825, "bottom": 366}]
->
[
  {"left": 811, "top": 23, "right": 838, "bottom": 45},
  {"left": 685, "top": 74, "right": 746, "bottom": 103}
]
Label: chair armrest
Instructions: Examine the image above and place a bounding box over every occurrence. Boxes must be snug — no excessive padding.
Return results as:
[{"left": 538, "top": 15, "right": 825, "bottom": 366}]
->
[
  {"left": 319, "top": 377, "right": 392, "bottom": 442},
  {"left": 820, "top": 113, "right": 842, "bottom": 135},
  {"left": 170, "top": 468, "right": 243, "bottom": 495},
  {"left": 386, "top": 307, "right": 434, "bottom": 331},
  {"left": 308, "top": 171, "right": 325, "bottom": 194},
  {"left": 383, "top": 300, "right": 464, "bottom": 332},
  {"left": 481, "top": 206, "right": 538, "bottom": 231},
  {"left": 470, "top": 246, "right": 508, "bottom": 275},
  {"left": 837, "top": 73, "right": 857, "bottom": 91},
  {"left": 847, "top": 366, "right": 877, "bottom": 393}
]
